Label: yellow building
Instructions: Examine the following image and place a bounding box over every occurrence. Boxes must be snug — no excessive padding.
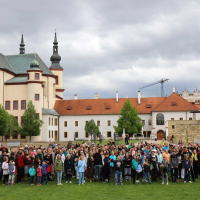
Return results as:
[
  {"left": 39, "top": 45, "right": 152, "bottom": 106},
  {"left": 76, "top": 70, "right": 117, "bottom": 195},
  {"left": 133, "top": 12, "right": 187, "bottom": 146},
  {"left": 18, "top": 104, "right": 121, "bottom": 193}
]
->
[{"left": 0, "top": 33, "right": 64, "bottom": 141}]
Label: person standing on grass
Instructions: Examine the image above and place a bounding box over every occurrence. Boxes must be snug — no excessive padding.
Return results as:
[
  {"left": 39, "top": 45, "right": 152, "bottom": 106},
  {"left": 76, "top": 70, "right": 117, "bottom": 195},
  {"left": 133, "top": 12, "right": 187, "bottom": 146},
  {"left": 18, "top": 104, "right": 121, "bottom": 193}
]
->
[
  {"left": 87, "top": 152, "right": 94, "bottom": 183},
  {"left": 36, "top": 165, "right": 43, "bottom": 186},
  {"left": 103, "top": 153, "right": 111, "bottom": 183},
  {"left": 170, "top": 149, "right": 179, "bottom": 182},
  {"left": 2, "top": 157, "right": 9, "bottom": 185},
  {"left": 94, "top": 149, "right": 102, "bottom": 182},
  {"left": 114, "top": 156, "right": 123, "bottom": 185},
  {"left": 132, "top": 155, "right": 138, "bottom": 184},
  {"left": 143, "top": 159, "right": 151, "bottom": 184},
  {"left": 17, "top": 150, "right": 24, "bottom": 183},
  {"left": 55, "top": 154, "right": 64, "bottom": 185},
  {"left": 183, "top": 154, "right": 191, "bottom": 183},
  {"left": 64, "top": 154, "right": 73, "bottom": 183},
  {"left": 8, "top": 160, "right": 15, "bottom": 185},
  {"left": 78, "top": 155, "right": 86, "bottom": 185},
  {"left": 109, "top": 151, "right": 116, "bottom": 179},
  {"left": 192, "top": 150, "right": 198, "bottom": 179},
  {"left": 23, "top": 150, "right": 34, "bottom": 183},
  {"left": 41, "top": 161, "right": 49, "bottom": 185},
  {"left": 161, "top": 156, "right": 169, "bottom": 185},
  {"left": 29, "top": 164, "right": 36, "bottom": 185},
  {"left": 123, "top": 153, "right": 132, "bottom": 182},
  {"left": 162, "top": 149, "right": 170, "bottom": 174}
]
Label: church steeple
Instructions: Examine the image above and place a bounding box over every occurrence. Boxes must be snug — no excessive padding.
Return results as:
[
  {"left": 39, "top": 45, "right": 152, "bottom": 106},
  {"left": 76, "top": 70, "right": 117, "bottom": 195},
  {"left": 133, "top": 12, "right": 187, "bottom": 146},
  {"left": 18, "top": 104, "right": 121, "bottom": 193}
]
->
[
  {"left": 50, "top": 31, "right": 63, "bottom": 70},
  {"left": 19, "top": 32, "right": 25, "bottom": 54}
]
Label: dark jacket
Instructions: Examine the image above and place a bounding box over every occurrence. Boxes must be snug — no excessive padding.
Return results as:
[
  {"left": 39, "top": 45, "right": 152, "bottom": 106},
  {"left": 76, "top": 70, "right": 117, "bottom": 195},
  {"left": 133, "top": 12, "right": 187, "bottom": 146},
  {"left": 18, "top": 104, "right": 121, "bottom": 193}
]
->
[
  {"left": 87, "top": 157, "right": 94, "bottom": 168},
  {"left": 42, "top": 164, "right": 49, "bottom": 175},
  {"left": 170, "top": 154, "right": 179, "bottom": 168},
  {"left": 123, "top": 158, "right": 132, "bottom": 168},
  {"left": 183, "top": 159, "right": 191, "bottom": 170},
  {"left": 64, "top": 158, "right": 73, "bottom": 170},
  {"left": 103, "top": 157, "right": 110, "bottom": 168},
  {"left": 143, "top": 163, "right": 150, "bottom": 173},
  {"left": 93, "top": 153, "right": 101, "bottom": 165},
  {"left": 114, "top": 160, "right": 123, "bottom": 172}
]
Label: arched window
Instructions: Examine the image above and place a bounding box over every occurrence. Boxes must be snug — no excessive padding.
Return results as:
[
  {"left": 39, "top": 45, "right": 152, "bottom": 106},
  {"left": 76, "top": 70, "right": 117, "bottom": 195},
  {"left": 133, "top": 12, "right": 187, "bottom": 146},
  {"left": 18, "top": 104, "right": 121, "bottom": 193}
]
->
[{"left": 156, "top": 113, "right": 164, "bottom": 125}]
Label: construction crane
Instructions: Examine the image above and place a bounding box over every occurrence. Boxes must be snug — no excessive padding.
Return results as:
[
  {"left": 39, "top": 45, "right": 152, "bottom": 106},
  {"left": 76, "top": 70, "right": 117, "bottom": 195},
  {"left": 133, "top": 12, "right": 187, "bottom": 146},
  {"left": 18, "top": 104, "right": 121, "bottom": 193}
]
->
[{"left": 139, "top": 78, "right": 170, "bottom": 97}]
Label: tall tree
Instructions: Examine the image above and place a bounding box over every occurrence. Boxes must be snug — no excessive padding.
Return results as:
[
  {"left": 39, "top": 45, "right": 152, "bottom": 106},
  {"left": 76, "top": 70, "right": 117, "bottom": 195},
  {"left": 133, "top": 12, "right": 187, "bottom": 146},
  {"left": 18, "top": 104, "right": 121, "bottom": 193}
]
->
[
  {"left": 0, "top": 105, "right": 9, "bottom": 142},
  {"left": 21, "top": 101, "right": 43, "bottom": 142},
  {"left": 84, "top": 119, "right": 100, "bottom": 143},
  {"left": 7, "top": 114, "right": 19, "bottom": 140},
  {"left": 114, "top": 99, "right": 143, "bottom": 136}
]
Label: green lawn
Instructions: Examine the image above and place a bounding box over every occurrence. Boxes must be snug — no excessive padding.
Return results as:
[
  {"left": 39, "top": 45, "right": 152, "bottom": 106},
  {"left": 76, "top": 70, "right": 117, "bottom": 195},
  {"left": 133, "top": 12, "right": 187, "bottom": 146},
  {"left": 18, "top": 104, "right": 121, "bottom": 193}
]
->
[{"left": 1, "top": 176, "right": 199, "bottom": 200}]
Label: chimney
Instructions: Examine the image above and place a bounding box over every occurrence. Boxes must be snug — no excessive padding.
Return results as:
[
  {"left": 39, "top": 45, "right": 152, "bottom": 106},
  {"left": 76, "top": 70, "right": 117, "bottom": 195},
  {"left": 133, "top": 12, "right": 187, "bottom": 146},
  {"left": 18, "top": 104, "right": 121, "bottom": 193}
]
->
[
  {"left": 74, "top": 94, "right": 77, "bottom": 100},
  {"left": 95, "top": 93, "right": 99, "bottom": 99},
  {"left": 116, "top": 91, "right": 118, "bottom": 103},
  {"left": 138, "top": 90, "right": 141, "bottom": 105}
]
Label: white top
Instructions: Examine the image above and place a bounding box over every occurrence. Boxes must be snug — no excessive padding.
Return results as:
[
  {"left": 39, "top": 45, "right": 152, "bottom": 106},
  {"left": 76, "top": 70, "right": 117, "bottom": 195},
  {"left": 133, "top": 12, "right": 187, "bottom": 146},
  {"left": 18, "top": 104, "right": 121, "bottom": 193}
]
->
[{"left": 2, "top": 162, "right": 9, "bottom": 175}]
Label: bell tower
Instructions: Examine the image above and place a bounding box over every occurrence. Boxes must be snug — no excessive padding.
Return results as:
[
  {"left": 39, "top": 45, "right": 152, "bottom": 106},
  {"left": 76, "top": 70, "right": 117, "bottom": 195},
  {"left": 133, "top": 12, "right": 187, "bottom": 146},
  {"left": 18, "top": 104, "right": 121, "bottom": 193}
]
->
[{"left": 19, "top": 32, "right": 25, "bottom": 54}]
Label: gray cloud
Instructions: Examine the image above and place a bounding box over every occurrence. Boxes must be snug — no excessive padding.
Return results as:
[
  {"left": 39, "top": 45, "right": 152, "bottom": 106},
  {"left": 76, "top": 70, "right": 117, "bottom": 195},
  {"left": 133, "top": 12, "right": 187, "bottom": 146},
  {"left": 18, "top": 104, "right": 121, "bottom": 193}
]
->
[{"left": 0, "top": 0, "right": 200, "bottom": 100}]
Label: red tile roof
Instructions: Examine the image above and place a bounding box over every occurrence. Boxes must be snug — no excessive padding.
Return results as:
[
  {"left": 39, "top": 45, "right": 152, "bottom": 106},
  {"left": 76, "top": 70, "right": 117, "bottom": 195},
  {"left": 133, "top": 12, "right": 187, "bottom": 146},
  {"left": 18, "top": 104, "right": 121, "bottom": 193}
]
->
[
  {"left": 152, "top": 92, "right": 199, "bottom": 112},
  {"left": 54, "top": 97, "right": 166, "bottom": 115}
]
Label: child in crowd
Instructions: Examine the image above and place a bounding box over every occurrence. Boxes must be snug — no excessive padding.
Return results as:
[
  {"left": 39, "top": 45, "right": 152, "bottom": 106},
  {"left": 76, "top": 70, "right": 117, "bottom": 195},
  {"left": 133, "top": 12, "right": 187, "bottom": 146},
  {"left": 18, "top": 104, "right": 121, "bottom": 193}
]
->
[
  {"left": 136, "top": 156, "right": 143, "bottom": 183},
  {"left": 78, "top": 155, "right": 86, "bottom": 185},
  {"left": 36, "top": 165, "right": 43, "bottom": 186},
  {"left": 2, "top": 157, "right": 9, "bottom": 185},
  {"left": 55, "top": 154, "right": 64, "bottom": 185},
  {"left": 114, "top": 156, "right": 123, "bottom": 185},
  {"left": 161, "top": 156, "right": 169, "bottom": 185},
  {"left": 74, "top": 152, "right": 79, "bottom": 179},
  {"left": 143, "top": 159, "right": 151, "bottom": 184},
  {"left": 170, "top": 150, "right": 179, "bottom": 182},
  {"left": 109, "top": 151, "right": 116, "bottom": 179},
  {"left": 183, "top": 155, "right": 191, "bottom": 183},
  {"left": 29, "top": 164, "right": 36, "bottom": 185},
  {"left": 8, "top": 160, "right": 15, "bottom": 185},
  {"left": 132, "top": 155, "right": 138, "bottom": 184},
  {"left": 64, "top": 154, "right": 73, "bottom": 183},
  {"left": 42, "top": 161, "right": 49, "bottom": 185}
]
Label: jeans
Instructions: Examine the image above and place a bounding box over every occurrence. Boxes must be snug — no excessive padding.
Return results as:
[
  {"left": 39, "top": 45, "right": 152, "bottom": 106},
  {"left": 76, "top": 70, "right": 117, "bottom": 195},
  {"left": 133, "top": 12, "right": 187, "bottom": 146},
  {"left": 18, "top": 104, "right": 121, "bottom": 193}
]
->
[
  {"left": 115, "top": 171, "right": 122, "bottom": 184},
  {"left": 143, "top": 172, "right": 151, "bottom": 183},
  {"left": 42, "top": 174, "right": 48, "bottom": 184},
  {"left": 184, "top": 169, "right": 191, "bottom": 181},
  {"left": 57, "top": 171, "right": 62, "bottom": 184},
  {"left": 8, "top": 174, "right": 15, "bottom": 184},
  {"left": 30, "top": 176, "right": 34, "bottom": 184},
  {"left": 94, "top": 165, "right": 101, "bottom": 180},
  {"left": 75, "top": 166, "right": 79, "bottom": 178},
  {"left": 79, "top": 172, "right": 84, "bottom": 184},
  {"left": 124, "top": 168, "right": 131, "bottom": 181},
  {"left": 37, "top": 176, "right": 42, "bottom": 184}
]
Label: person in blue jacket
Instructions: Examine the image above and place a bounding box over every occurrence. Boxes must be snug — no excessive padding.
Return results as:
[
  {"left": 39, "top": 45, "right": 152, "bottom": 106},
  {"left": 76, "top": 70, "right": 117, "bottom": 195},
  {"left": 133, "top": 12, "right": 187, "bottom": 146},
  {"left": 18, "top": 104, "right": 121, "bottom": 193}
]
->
[
  {"left": 78, "top": 156, "right": 87, "bottom": 185},
  {"left": 109, "top": 151, "right": 116, "bottom": 179},
  {"left": 132, "top": 155, "right": 138, "bottom": 184},
  {"left": 42, "top": 161, "right": 49, "bottom": 184}
]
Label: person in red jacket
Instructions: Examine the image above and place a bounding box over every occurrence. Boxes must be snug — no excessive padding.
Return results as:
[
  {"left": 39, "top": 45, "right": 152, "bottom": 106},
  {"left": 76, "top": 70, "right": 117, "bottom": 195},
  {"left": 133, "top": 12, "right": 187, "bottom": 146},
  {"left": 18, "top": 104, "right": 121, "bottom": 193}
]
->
[
  {"left": 36, "top": 165, "right": 43, "bottom": 186},
  {"left": 23, "top": 150, "right": 34, "bottom": 182},
  {"left": 17, "top": 150, "right": 24, "bottom": 183}
]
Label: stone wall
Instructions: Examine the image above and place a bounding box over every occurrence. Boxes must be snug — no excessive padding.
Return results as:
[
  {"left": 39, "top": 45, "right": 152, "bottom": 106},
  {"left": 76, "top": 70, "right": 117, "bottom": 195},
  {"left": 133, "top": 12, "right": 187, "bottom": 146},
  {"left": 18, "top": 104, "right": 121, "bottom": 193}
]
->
[{"left": 168, "top": 119, "right": 200, "bottom": 144}]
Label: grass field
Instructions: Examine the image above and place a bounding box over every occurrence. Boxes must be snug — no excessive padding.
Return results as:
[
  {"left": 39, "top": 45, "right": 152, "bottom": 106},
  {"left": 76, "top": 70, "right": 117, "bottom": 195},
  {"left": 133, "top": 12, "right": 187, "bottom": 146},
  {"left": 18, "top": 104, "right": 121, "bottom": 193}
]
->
[{"left": 1, "top": 176, "right": 199, "bottom": 200}]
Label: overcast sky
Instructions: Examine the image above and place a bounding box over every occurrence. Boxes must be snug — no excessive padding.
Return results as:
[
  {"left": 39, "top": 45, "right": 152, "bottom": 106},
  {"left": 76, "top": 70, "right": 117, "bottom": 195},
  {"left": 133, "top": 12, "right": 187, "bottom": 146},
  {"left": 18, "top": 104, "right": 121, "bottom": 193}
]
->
[{"left": 1, "top": 0, "right": 200, "bottom": 100}]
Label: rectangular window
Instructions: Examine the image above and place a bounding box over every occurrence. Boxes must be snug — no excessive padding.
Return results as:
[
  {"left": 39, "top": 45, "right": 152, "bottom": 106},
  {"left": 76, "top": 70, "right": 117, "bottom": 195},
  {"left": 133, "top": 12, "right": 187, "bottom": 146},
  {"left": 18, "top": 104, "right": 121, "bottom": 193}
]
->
[
  {"left": 147, "top": 131, "right": 151, "bottom": 137},
  {"left": 75, "top": 132, "right": 78, "bottom": 138},
  {"left": 12, "top": 135, "right": 18, "bottom": 139},
  {"left": 97, "top": 120, "right": 100, "bottom": 126},
  {"left": 85, "top": 132, "right": 89, "bottom": 138},
  {"left": 64, "top": 132, "right": 68, "bottom": 138},
  {"left": 107, "top": 120, "right": 111, "bottom": 126},
  {"left": 49, "top": 131, "right": 50, "bottom": 138},
  {"left": 5, "top": 135, "right": 10, "bottom": 140},
  {"left": 35, "top": 73, "right": 39, "bottom": 80},
  {"left": 85, "top": 121, "right": 88, "bottom": 125},
  {"left": 143, "top": 131, "right": 146, "bottom": 137},
  {"left": 36, "top": 113, "right": 39, "bottom": 119},
  {"left": 49, "top": 117, "right": 51, "bottom": 126},
  {"left": 172, "top": 125, "right": 175, "bottom": 129},
  {"left": 55, "top": 76, "right": 59, "bottom": 85},
  {"left": 54, "top": 118, "right": 58, "bottom": 126},
  {"left": 142, "top": 120, "right": 145, "bottom": 125},
  {"left": 20, "top": 135, "right": 26, "bottom": 139},
  {"left": 13, "top": 101, "right": 18, "bottom": 110},
  {"left": 189, "top": 117, "right": 192, "bottom": 120},
  {"left": 75, "top": 121, "right": 78, "bottom": 127},
  {"left": 64, "top": 121, "right": 67, "bottom": 127},
  {"left": 21, "top": 100, "right": 26, "bottom": 110},
  {"left": 179, "top": 118, "right": 183, "bottom": 120},
  {"left": 35, "top": 94, "right": 39, "bottom": 101},
  {"left": 171, "top": 118, "right": 174, "bottom": 120},
  {"left": 148, "top": 119, "right": 152, "bottom": 125},
  {"left": 52, "top": 131, "right": 53, "bottom": 138},
  {"left": 107, "top": 131, "right": 111, "bottom": 138},
  {"left": 52, "top": 118, "right": 53, "bottom": 126},
  {"left": 21, "top": 116, "right": 24, "bottom": 124},
  {"left": 5, "top": 101, "right": 10, "bottom": 110}
]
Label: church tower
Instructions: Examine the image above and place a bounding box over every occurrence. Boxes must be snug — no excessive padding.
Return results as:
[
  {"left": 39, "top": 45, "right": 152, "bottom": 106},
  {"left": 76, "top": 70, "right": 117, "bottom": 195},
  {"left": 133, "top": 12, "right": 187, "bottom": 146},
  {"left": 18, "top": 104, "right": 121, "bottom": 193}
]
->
[
  {"left": 19, "top": 32, "right": 25, "bottom": 54},
  {"left": 49, "top": 31, "right": 64, "bottom": 98}
]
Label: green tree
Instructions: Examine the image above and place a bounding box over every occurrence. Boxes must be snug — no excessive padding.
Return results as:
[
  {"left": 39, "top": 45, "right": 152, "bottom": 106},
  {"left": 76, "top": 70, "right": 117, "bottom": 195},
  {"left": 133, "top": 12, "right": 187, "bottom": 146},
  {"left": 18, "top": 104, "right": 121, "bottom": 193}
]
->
[
  {"left": 21, "top": 101, "right": 43, "bottom": 142},
  {"left": 113, "top": 99, "right": 143, "bottom": 136},
  {"left": 7, "top": 114, "right": 19, "bottom": 141},
  {"left": 84, "top": 119, "right": 100, "bottom": 143},
  {"left": 0, "top": 105, "right": 9, "bottom": 142}
]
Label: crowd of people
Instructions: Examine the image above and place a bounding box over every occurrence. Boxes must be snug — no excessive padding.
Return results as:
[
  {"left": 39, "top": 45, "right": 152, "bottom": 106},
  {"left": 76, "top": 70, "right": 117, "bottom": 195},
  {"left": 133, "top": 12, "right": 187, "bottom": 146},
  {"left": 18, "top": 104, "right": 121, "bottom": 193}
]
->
[{"left": 0, "top": 138, "right": 200, "bottom": 186}]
